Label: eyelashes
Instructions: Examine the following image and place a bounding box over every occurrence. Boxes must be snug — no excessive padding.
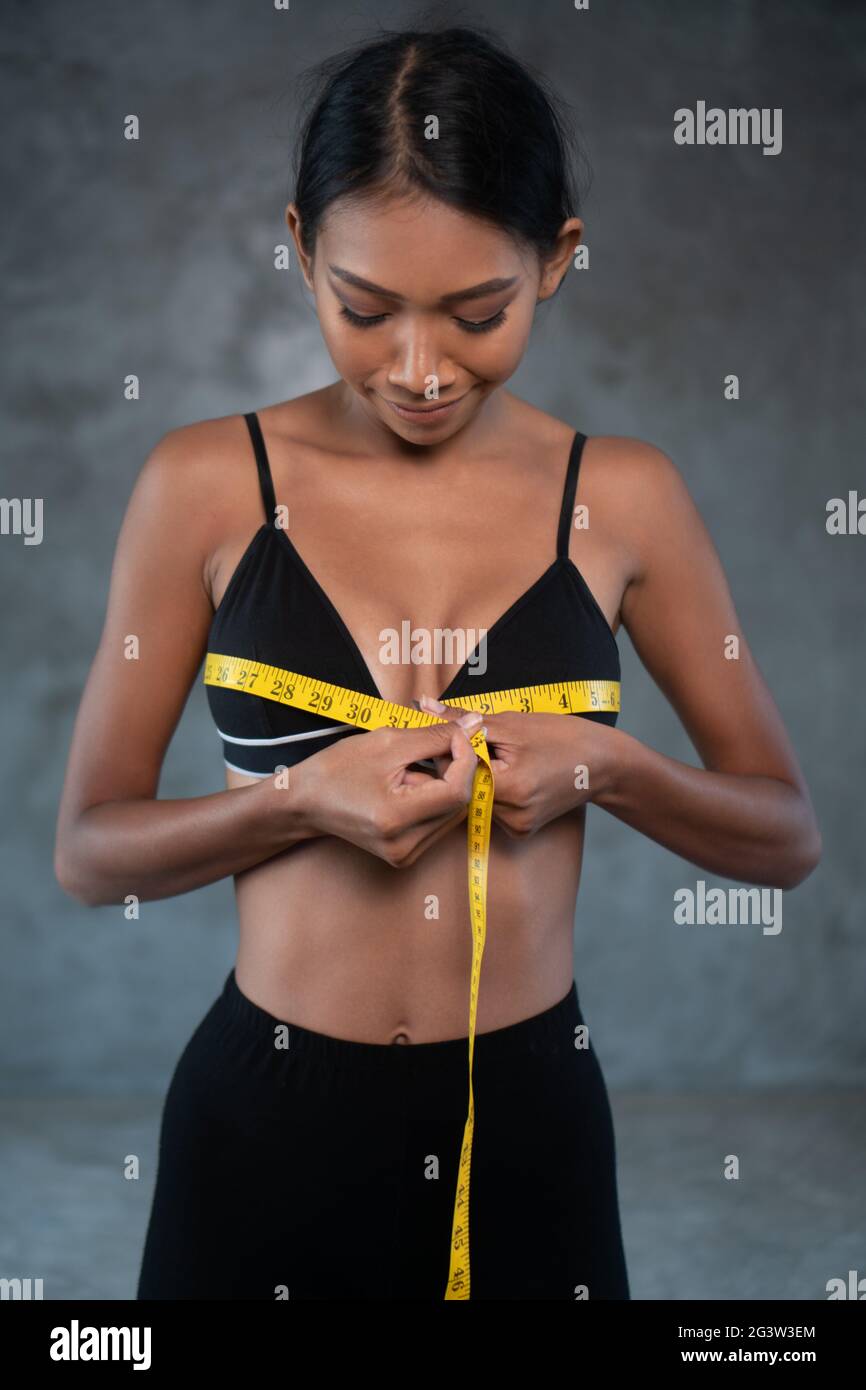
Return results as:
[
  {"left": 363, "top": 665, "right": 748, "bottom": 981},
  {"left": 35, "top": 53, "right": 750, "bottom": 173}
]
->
[
  {"left": 338, "top": 306, "right": 385, "bottom": 329},
  {"left": 338, "top": 305, "right": 508, "bottom": 335}
]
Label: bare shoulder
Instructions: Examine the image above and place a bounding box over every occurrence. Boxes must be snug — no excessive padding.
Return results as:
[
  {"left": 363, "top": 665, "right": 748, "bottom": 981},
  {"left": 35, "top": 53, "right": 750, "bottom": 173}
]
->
[
  {"left": 117, "top": 411, "right": 272, "bottom": 617},
  {"left": 133, "top": 411, "right": 258, "bottom": 518},
  {"left": 141, "top": 391, "right": 331, "bottom": 493},
  {"left": 581, "top": 433, "right": 683, "bottom": 507},
  {"left": 509, "top": 400, "right": 681, "bottom": 509},
  {"left": 580, "top": 434, "right": 701, "bottom": 583}
]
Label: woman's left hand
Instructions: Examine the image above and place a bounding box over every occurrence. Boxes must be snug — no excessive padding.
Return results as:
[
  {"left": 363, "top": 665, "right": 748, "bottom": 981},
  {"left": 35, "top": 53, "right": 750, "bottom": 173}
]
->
[{"left": 417, "top": 694, "right": 618, "bottom": 839}]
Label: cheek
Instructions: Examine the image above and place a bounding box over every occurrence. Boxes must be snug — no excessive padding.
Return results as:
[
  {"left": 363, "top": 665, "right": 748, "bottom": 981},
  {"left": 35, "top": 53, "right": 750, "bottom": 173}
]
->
[
  {"left": 318, "top": 315, "right": 379, "bottom": 379},
  {"left": 472, "top": 313, "right": 534, "bottom": 380}
]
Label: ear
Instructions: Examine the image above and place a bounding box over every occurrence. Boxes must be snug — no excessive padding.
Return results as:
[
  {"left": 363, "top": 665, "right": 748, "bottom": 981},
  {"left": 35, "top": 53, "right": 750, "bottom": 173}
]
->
[
  {"left": 285, "top": 202, "right": 315, "bottom": 291},
  {"left": 537, "top": 217, "right": 584, "bottom": 302}
]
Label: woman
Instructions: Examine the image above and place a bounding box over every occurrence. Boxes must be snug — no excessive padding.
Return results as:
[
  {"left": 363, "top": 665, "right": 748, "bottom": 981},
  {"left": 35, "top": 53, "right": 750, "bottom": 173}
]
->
[{"left": 54, "top": 25, "right": 821, "bottom": 1301}]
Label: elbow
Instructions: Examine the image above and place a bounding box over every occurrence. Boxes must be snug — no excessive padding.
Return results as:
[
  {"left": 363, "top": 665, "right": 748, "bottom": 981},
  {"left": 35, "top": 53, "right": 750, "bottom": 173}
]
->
[
  {"left": 777, "top": 823, "right": 823, "bottom": 891},
  {"left": 764, "top": 785, "right": 822, "bottom": 890},
  {"left": 54, "top": 834, "right": 105, "bottom": 908},
  {"left": 53, "top": 852, "right": 91, "bottom": 907}
]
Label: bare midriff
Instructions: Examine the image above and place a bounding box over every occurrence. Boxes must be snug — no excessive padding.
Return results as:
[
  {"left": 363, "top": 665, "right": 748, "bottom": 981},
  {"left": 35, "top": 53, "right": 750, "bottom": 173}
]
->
[{"left": 229, "top": 780, "right": 588, "bottom": 1044}]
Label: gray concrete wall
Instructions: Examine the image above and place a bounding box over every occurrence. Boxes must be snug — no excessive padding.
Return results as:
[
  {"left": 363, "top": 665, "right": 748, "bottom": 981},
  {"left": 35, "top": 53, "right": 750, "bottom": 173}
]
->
[{"left": 1, "top": 0, "right": 863, "bottom": 1093}]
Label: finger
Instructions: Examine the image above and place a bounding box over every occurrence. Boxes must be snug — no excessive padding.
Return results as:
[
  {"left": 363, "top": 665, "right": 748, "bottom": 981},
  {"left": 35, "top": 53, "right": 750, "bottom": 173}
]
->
[
  {"left": 418, "top": 694, "right": 475, "bottom": 719},
  {"left": 399, "top": 727, "right": 496, "bottom": 859},
  {"left": 401, "top": 767, "right": 439, "bottom": 785},
  {"left": 398, "top": 802, "right": 473, "bottom": 865},
  {"left": 401, "top": 755, "right": 485, "bottom": 855},
  {"left": 391, "top": 712, "right": 483, "bottom": 765},
  {"left": 392, "top": 725, "right": 481, "bottom": 821},
  {"left": 441, "top": 721, "right": 485, "bottom": 794},
  {"left": 430, "top": 752, "right": 452, "bottom": 779}
]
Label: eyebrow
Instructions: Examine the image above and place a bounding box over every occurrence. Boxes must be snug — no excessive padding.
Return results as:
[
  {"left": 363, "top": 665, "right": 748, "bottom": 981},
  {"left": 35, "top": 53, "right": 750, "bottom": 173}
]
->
[{"left": 327, "top": 264, "right": 520, "bottom": 304}]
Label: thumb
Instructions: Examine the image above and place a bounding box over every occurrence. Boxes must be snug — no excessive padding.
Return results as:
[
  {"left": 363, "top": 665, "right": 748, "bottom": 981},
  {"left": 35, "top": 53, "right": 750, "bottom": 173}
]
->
[
  {"left": 397, "top": 718, "right": 482, "bottom": 811},
  {"left": 392, "top": 712, "right": 484, "bottom": 766}
]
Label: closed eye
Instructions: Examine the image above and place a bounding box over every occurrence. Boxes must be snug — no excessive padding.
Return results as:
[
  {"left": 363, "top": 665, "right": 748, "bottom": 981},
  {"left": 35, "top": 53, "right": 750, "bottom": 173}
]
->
[{"left": 338, "top": 305, "right": 508, "bottom": 334}]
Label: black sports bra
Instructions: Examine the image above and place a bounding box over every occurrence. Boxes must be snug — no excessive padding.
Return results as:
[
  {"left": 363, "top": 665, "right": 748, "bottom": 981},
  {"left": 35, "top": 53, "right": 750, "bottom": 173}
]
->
[{"left": 205, "top": 412, "right": 621, "bottom": 777}]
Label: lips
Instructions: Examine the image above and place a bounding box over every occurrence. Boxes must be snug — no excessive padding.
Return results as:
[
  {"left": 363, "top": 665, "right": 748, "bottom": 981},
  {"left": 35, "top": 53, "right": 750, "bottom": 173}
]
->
[
  {"left": 388, "top": 398, "right": 462, "bottom": 412},
  {"left": 382, "top": 392, "right": 468, "bottom": 422}
]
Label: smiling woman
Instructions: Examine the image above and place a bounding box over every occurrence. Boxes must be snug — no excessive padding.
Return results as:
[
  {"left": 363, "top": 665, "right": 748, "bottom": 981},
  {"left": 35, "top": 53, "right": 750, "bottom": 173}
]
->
[
  {"left": 53, "top": 21, "right": 820, "bottom": 1302},
  {"left": 289, "top": 192, "right": 563, "bottom": 437}
]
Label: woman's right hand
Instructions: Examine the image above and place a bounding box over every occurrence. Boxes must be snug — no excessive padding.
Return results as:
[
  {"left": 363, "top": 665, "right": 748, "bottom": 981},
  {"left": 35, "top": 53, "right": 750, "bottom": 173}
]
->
[{"left": 295, "top": 713, "right": 484, "bottom": 867}]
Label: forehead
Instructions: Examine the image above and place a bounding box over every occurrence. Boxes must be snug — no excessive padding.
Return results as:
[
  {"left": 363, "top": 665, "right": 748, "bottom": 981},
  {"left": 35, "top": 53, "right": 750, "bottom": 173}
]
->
[{"left": 317, "top": 192, "right": 533, "bottom": 295}]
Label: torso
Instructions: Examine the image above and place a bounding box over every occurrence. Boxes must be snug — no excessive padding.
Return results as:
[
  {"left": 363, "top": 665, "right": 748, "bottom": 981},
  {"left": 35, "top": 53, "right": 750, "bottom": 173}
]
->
[{"left": 206, "top": 387, "right": 632, "bottom": 1043}]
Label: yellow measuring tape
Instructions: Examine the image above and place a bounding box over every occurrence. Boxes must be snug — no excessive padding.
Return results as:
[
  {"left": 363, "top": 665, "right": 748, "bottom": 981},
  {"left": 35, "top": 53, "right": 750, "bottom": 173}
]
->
[{"left": 203, "top": 652, "right": 620, "bottom": 1298}]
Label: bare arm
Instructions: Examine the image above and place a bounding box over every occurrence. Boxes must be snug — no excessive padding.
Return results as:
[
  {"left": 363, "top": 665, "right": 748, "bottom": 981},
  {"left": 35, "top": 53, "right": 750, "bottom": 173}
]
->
[
  {"left": 589, "top": 440, "right": 822, "bottom": 889},
  {"left": 53, "top": 420, "right": 326, "bottom": 907},
  {"left": 54, "top": 417, "right": 478, "bottom": 907}
]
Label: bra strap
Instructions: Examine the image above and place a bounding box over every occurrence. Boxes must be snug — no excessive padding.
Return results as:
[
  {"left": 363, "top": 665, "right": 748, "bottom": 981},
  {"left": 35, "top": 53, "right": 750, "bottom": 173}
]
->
[
  {"left": 556, "top": 430, "right": 587, "bottom": 558},
  {"left": 243, "top": 411, "right": 277, "bottom": 524}
]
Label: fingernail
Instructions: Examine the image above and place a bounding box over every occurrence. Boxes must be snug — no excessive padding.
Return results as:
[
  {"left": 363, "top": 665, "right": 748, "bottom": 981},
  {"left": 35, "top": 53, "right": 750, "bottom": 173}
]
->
[{"left": 459, "top": 712, "right": 483, "bottom": 728}]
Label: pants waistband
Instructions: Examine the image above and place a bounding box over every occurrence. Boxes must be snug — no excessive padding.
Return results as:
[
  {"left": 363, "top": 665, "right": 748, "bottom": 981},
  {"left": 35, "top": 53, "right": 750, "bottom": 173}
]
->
[{"left": 218, "top": 968, "right": 582, "bottom": 1073}]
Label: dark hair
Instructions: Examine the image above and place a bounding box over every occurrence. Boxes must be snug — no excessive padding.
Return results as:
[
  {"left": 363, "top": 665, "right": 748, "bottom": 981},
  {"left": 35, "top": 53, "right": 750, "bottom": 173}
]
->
[{"left": 290, "top": 21, "right": 590, "bottom": 266}]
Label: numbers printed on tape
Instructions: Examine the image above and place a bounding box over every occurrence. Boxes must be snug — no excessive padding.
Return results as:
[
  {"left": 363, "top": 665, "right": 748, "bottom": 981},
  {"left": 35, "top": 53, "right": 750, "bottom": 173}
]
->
[{"left": 203, "top": 652, "right": 620, "bottom": 1299}]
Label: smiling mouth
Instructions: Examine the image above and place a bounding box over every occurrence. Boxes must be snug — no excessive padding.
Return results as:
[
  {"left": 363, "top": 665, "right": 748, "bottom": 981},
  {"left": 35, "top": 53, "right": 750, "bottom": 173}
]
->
[{"left": 381, "top": 392, "right": 468, "bottom": 419}]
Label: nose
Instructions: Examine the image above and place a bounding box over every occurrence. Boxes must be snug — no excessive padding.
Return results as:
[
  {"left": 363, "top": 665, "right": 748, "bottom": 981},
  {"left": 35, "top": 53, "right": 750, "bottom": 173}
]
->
[{"left": 386, "top": 317, "right": 457, "bottom": 398}]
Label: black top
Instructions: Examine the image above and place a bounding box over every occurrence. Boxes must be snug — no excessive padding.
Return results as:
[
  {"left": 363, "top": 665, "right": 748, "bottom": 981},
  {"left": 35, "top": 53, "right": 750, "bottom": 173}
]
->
[{"left": 206, "top": 412, "right": 621, "bottom": 776}]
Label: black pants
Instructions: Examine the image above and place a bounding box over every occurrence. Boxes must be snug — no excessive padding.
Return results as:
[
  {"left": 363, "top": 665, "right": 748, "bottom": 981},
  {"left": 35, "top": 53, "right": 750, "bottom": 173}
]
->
[{"left": 136, "top": 969, "right": 630, "bottom": 1300}]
